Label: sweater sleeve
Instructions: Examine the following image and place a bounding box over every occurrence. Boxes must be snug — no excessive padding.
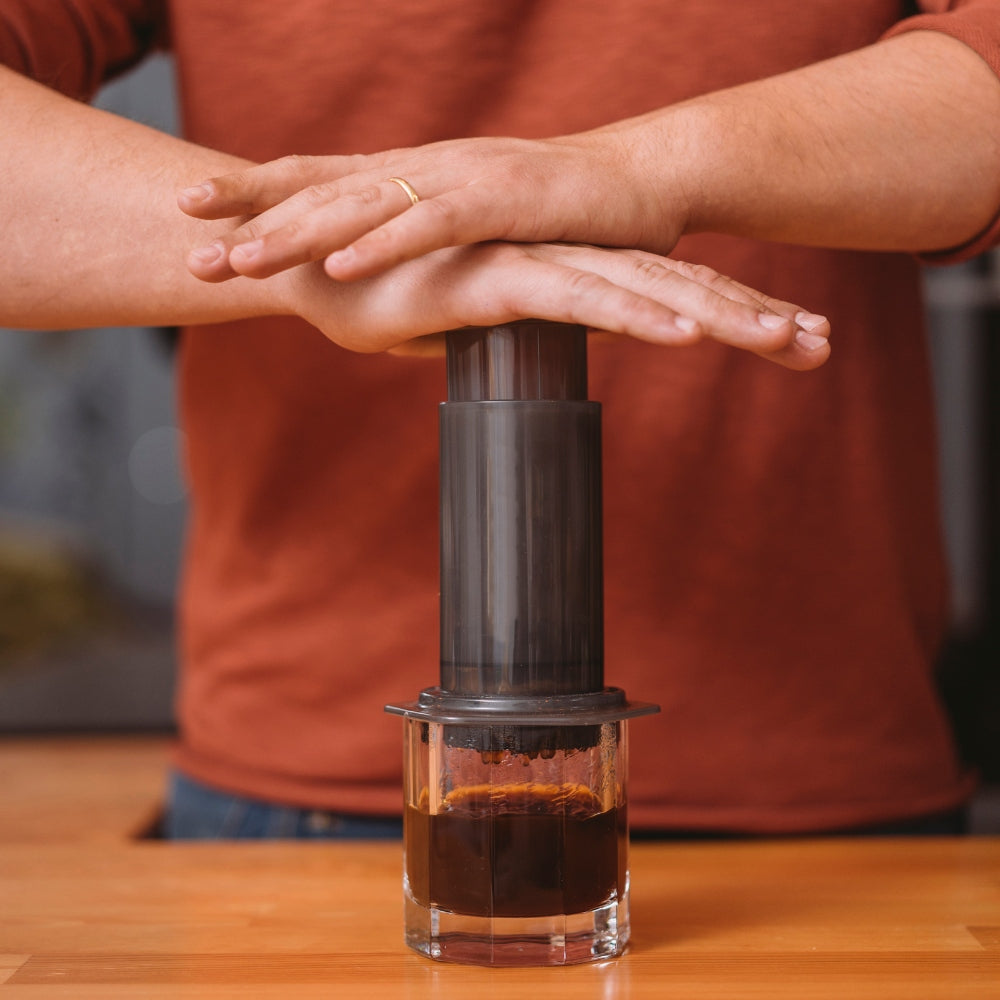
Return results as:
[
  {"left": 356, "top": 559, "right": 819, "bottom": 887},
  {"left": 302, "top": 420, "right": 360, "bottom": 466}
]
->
[
  {"left": 883, "top": 0, "right": 1000, "bottom": 263},
  {"left": 0, "top": 0, "right": 168, "bottom": 101}
]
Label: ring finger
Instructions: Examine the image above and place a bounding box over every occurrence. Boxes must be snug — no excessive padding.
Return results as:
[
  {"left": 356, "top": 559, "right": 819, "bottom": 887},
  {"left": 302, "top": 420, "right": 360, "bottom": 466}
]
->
[{"left": 186, "top": 176, "right": 423, "bottom": 282}]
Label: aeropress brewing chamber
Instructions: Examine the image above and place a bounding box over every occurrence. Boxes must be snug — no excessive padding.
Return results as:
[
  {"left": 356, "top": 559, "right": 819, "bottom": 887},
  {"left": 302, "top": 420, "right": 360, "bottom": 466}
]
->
[{"left": 386, "top": 321, "right": 658, "bottom": 966}]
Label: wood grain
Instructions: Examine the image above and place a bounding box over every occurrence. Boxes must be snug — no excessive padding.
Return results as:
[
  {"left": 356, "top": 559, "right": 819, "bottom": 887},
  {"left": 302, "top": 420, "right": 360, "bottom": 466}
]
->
[
  {"left": 0, "top": 735, "right": 168, "bottom": 841},
  {"left": 1, "top": 839, "right": 997, "bottom": 998},
  {"left": 0, "top": 957, "right": 28, "bottom": 986},
  {"left": 0, "top": 739, "right": 996, "bottom": 996},
  {"left": 970, "top": 926, "right": 1000, "bottom": 950}
]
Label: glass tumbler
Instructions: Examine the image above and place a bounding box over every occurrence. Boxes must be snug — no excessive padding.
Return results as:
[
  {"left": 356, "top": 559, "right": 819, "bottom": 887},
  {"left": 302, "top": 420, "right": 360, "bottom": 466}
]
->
[{"left": 401, "top": 717, "right": 631, "bottom": 966}]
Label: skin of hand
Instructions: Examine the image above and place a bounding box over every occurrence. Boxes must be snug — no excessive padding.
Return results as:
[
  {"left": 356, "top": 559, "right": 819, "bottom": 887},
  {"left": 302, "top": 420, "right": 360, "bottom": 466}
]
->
[
  {"left": 0, "top": 64, "right": 829, "bottom": 369},
  {"left": 180, "top": 31, "right": 1000, "bottom": 285},
  {"left": 292, "top": 242, "right": 831, "bottom": 367}
]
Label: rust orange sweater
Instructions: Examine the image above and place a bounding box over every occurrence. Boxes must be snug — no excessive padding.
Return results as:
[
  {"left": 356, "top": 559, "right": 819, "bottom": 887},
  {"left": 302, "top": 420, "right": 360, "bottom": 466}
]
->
[{"left": 3, "top": 0, "right": 998, "bottom": 831}]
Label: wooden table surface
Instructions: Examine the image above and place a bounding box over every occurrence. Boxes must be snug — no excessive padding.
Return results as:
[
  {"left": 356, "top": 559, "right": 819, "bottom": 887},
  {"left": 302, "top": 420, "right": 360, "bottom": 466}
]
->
[
  {"left": 0, "top": 734, "right": 168, "bottom": 842},
  {"left": 1, "top": 737, "right": 998, "bottom": 998}
]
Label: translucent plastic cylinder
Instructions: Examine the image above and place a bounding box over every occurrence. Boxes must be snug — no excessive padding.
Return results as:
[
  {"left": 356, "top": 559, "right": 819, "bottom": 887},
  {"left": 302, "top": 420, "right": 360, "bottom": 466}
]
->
[{"left": 401, "top": 717, "right": 631, "bottom": 966}]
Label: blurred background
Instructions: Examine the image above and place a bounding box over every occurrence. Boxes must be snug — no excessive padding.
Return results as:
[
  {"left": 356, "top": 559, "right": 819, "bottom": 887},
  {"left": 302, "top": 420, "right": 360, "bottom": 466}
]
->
[
  {"left": 0, "top": 56, "right": 181, "bottom": 733},
  {"left": 0, "top": 56, "right": 997, "bottom": 830}
]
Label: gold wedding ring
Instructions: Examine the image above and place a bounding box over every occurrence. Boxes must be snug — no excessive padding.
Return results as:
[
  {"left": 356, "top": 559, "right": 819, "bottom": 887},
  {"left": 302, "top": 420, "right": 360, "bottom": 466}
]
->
[{"left": 387, "top": 176, "right": 420, "bottom": 206}]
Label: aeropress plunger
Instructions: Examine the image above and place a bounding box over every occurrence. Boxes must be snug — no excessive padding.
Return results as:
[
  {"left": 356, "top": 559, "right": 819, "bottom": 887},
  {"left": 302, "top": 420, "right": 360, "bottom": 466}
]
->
[{"left": 386, "top": 320, "right": 658, "bottom": 966}]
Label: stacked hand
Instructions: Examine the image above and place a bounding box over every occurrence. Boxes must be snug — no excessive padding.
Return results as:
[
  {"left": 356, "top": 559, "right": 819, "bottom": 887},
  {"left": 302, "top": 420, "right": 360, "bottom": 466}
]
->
[
  {"left": 178, "top": 135, "right": 830, "bottom": 368},
  {"left": 180, "top": 136, "right": 675, "bottom": 279}
]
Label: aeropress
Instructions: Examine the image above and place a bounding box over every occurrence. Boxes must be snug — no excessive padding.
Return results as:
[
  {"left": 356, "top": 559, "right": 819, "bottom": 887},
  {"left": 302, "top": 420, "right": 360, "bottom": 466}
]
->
[{"left": 386, "top": 320, "right": 658, "bottom": 966}]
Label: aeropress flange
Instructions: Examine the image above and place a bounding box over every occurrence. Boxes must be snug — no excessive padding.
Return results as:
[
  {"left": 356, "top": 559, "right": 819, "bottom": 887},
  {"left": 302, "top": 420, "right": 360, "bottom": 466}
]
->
[{"left": 386, "top": 320, "right": 658, "bottom": 966}]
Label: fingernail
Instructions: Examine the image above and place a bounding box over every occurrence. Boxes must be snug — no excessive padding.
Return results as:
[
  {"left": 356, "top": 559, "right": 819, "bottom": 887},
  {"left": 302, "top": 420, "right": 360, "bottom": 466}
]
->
[
  {"left": 231, "top": 239, "right": 263, "bottom": 263},
  {"left": 795, "top": 329, "right": 828, "bottom": 352},
  {"left": 758, "top": 312, "right": 789, "bottom": 330},
  {"left": 675, "top": 316, "right": 698, "bottom": 333},
  {"left": 189, "top": 242, "right": 223, "bottom": 266},
  {"left": 181, "top": 183, "right": 214, "bottom": 203},
  {"left": 795, "top": 311, "right": 828, "bottom": 331},
  {"left": 326, "top": 248, "right": 354, "bottom": 269}
]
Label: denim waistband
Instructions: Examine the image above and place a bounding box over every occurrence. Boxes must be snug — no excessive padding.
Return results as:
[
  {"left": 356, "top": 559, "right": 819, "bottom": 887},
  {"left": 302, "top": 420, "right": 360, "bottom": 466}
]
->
[{"left": 165, "top": 769, "right": 403, "bottom": 840}]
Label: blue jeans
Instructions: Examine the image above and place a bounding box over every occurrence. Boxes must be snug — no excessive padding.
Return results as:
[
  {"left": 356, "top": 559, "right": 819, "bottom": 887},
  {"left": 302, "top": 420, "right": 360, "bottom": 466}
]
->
[{"left": 165, "top": 770, "right": 403, "bottom": 840}]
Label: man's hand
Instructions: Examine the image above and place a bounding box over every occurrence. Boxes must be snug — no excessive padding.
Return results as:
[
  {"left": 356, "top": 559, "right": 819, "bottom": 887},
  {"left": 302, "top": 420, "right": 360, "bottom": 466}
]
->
[
  {"left": 178, "top": 133, "right": 677, "bottom": 284},
  {"left": 178, "top": 139, "right": 831, "bottom": 370},
  {"left": 278, "top": 241, "right": 830, "bottom": 370}
]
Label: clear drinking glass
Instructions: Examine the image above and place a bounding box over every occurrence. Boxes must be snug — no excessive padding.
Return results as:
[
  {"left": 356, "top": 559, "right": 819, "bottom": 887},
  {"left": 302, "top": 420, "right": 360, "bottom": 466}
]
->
[{"left": 401, "top": 717, "right": 630, "bottom": 966}]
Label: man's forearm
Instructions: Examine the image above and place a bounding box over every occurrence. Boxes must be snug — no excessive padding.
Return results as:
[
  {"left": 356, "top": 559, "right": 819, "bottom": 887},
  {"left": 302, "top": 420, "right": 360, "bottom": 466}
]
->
[
  {"left": 640, "top": 31, "right": 1000, "bottom": 255},
  {"left": 184, "top": 28, "right": 1000, "bottom": 287},
  {"left": 0, "top": 66, "right": 837, "bottom": 367},
  {"left": 0, "top": 64, "right": 282, "bottom": 330}
]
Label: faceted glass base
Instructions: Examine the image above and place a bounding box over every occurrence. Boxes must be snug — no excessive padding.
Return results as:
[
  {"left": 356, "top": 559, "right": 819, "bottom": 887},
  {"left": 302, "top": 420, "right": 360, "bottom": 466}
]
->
[{"left": 403, "top": 886, "right": 629, "bottom": 966}]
